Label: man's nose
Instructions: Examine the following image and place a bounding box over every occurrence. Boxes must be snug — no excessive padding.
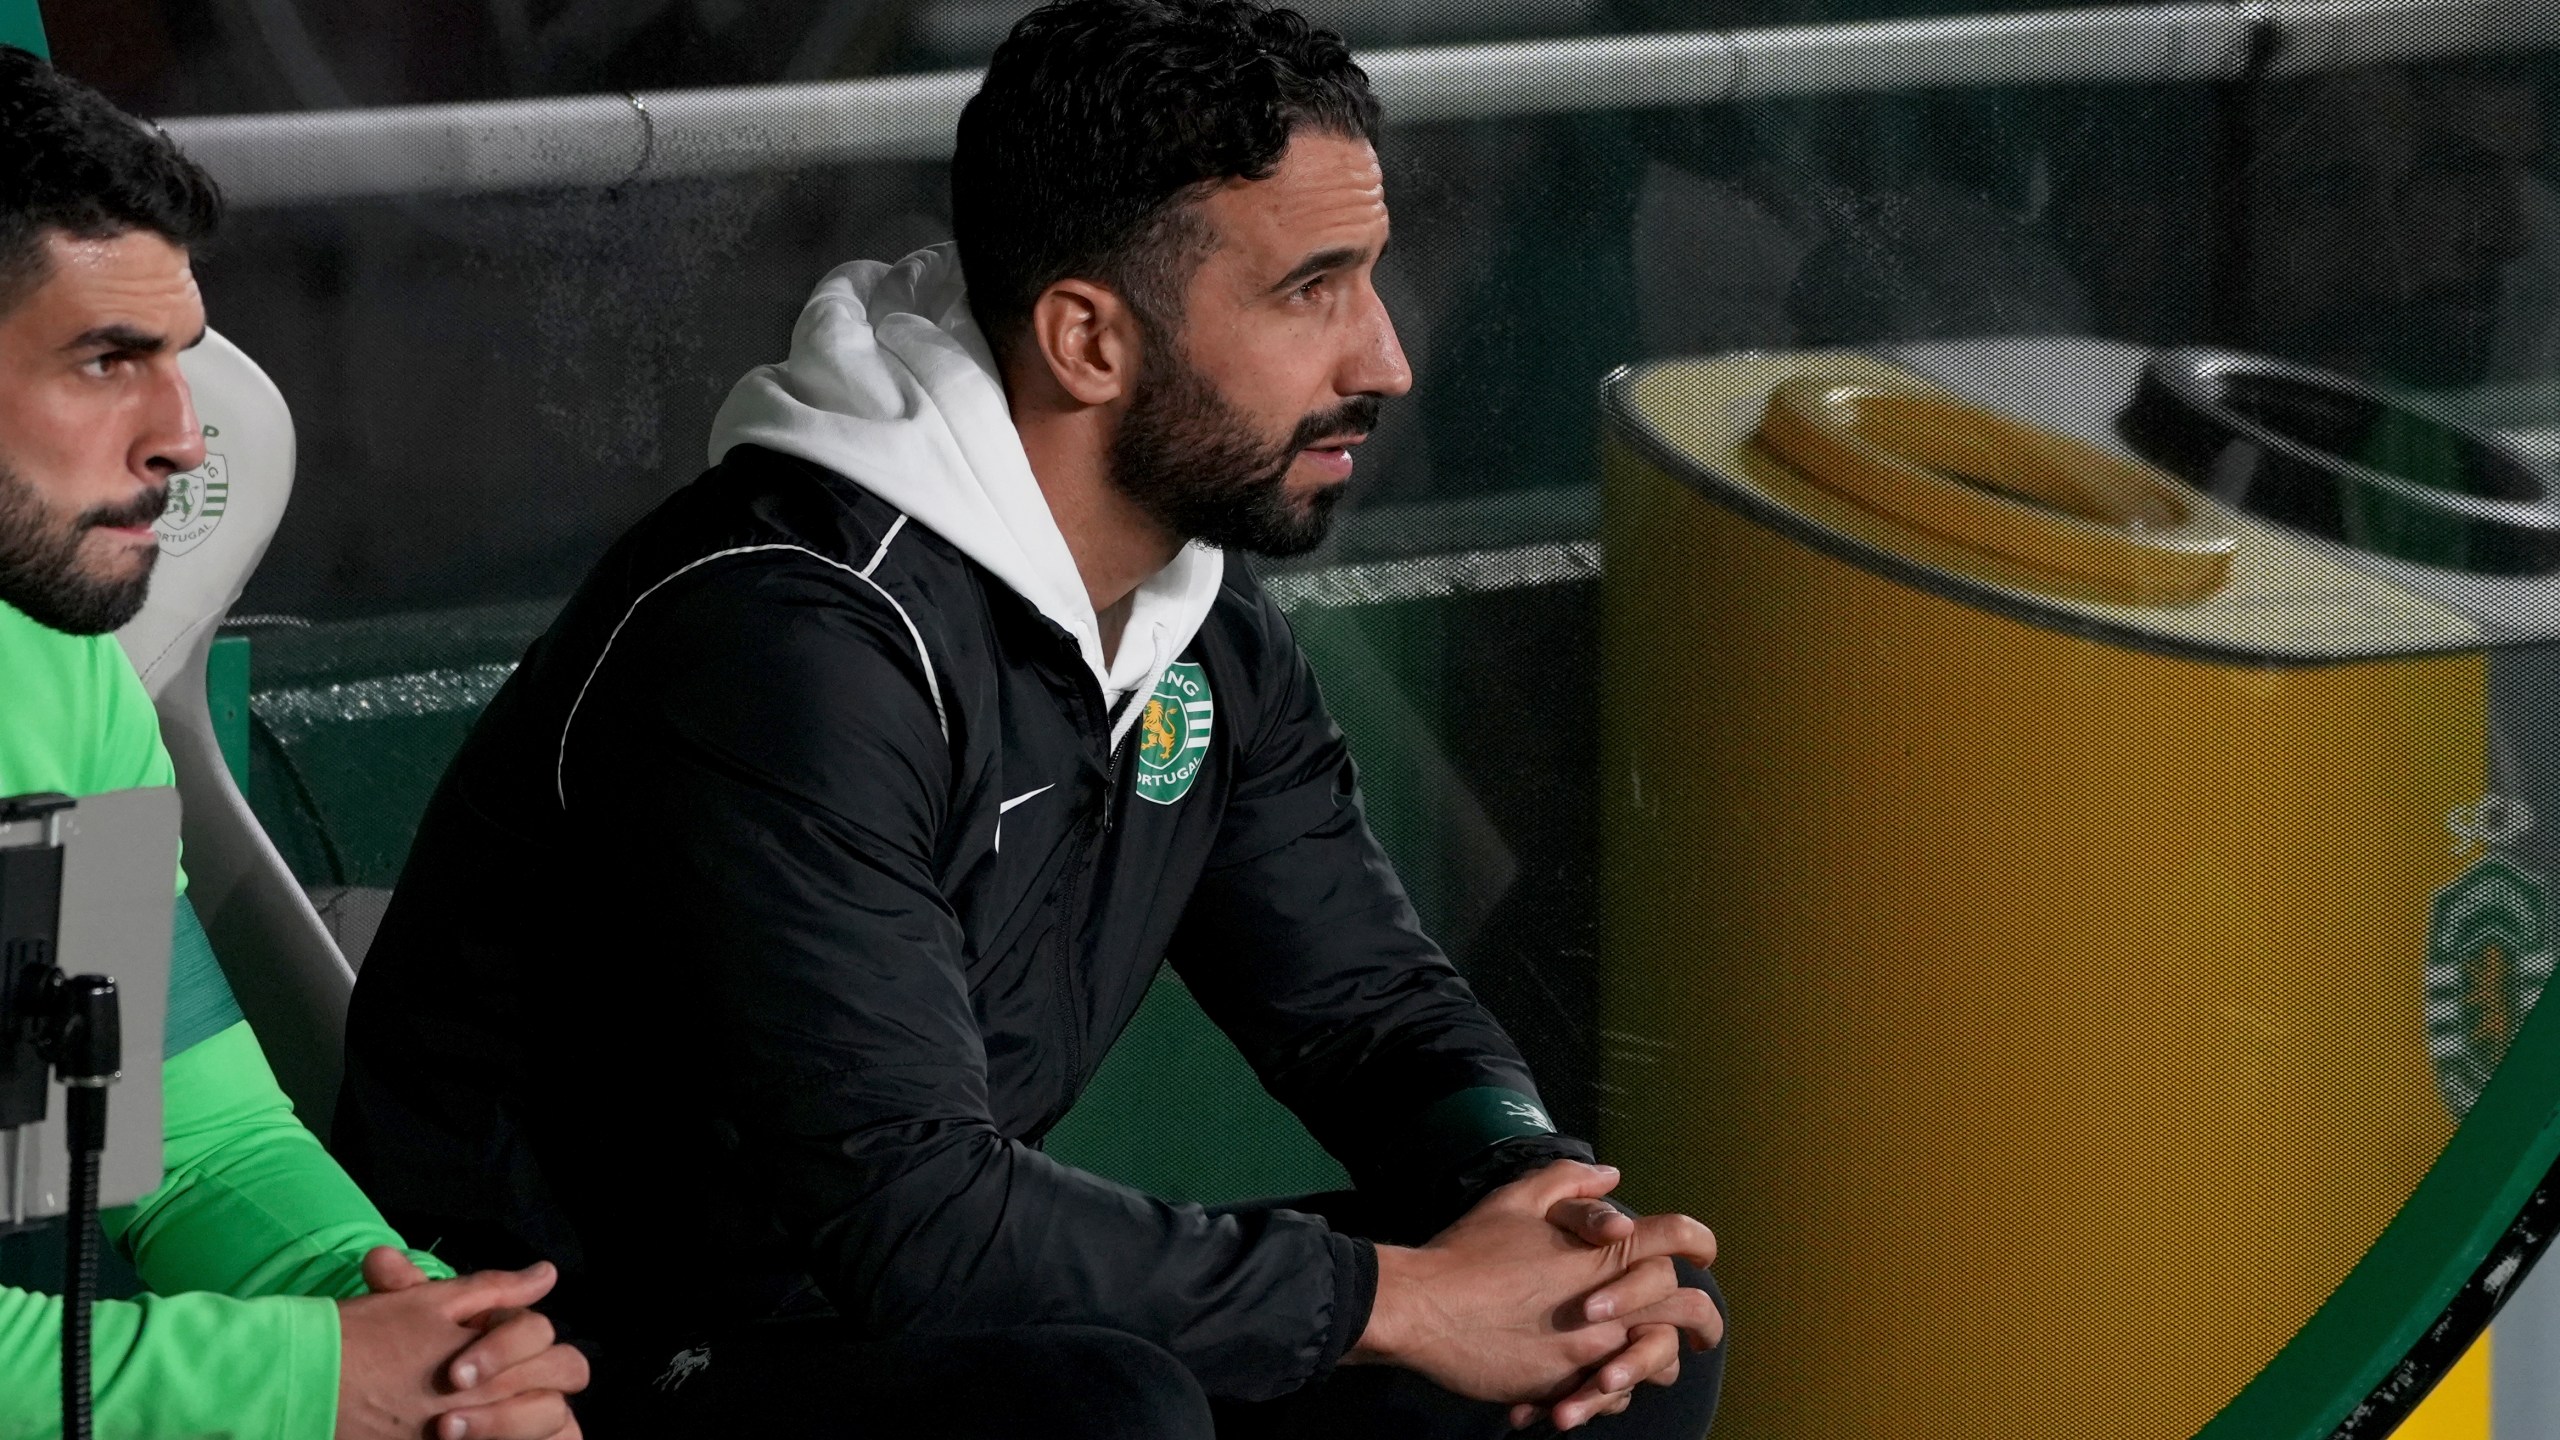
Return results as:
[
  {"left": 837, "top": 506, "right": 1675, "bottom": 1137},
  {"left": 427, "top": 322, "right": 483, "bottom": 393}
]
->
[
  {"left": 1348, "top": 286, "right": 1414, "bottom": 400},
  {"left": 138, "top": 361, "right": 206, "bottom": 478}
]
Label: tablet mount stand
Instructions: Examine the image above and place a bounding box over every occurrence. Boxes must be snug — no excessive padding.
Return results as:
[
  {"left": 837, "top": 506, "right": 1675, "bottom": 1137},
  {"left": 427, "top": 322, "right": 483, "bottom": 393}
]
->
[{"left": 1, "top": 793, "right": 124, "bottom": 1440}]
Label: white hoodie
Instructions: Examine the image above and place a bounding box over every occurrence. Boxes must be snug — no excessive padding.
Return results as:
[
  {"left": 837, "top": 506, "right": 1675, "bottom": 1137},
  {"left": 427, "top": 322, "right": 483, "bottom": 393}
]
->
[{"left": 707, "top": 243, "right": 1226, "bottom": 741}]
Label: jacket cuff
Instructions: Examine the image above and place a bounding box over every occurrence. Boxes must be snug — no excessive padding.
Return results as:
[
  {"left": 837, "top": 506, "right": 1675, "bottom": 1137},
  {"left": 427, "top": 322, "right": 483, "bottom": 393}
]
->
[
  {"left": 57, "top": 1291, "right": 344, "bottom": 1440},
  {"left": 1448, "top": 1132, "right": 1599, "bottom": 1216},
  {"left": 281, "top": 1292, "right": 344, "bottom": 1440},
  {"left": 1311, "top": 1232, "right": 1380, "bottom": 1381},
  {"left": 1407, "top": 1086, "right": 1564, "bottom": 1177},
  {"left": 1386, "top": 1087, "right": 1596, "bottom": 1233}
]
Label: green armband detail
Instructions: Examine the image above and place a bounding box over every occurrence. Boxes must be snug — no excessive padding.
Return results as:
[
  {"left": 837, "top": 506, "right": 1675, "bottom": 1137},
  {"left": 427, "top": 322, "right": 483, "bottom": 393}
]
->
[
  {"left": 1409, "top": 1086, "right": 1560, "bottom": 1178},
  {"left": 166, "top": 896, "right": 246, "bottom": 1058}
]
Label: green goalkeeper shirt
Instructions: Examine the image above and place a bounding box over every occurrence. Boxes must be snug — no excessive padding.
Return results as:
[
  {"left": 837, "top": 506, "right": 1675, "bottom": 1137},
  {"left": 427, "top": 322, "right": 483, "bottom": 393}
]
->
[{"left": 0, "top": 597, "right": 452, "bottom": 1439}]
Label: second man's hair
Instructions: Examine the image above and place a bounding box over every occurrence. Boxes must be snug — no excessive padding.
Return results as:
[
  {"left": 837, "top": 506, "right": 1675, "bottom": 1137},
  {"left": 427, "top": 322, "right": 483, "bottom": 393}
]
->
[{"left": 949, "top": 0, "right": 1381, "bottom": 364}]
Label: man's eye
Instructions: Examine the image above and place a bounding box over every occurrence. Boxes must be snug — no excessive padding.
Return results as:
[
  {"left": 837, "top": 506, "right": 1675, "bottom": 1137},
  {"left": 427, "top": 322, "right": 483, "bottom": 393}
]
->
[
  {"left": 1294, "top": 276, "right": 1327, "bottom": 301},
  {"left": 80, "top": 354, "right": 125, "bottom": 377}
]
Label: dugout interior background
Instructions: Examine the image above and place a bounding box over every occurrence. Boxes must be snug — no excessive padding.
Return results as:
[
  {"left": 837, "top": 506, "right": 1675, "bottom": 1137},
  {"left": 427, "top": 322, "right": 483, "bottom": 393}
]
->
[{"left": 9, "top": 0, "right": 2560, "bottom": 1432}]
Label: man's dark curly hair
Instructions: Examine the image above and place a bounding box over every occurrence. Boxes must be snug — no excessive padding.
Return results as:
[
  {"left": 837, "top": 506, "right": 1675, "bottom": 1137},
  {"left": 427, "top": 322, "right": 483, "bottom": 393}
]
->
[
  {"left": 950, "top": 0, "right": 1381, "bottom": 366},
  {"left": 0, "top": 45, "right": 222, "bottom": 319}
]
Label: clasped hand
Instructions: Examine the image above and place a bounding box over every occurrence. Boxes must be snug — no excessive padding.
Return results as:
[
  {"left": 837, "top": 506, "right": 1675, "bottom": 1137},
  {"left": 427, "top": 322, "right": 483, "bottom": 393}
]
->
[
  {"left": 335, "top": 1247, "right": 591, "bottom": 1440},
  {"left": 1353, "top": 1161, "right": 1721, "bottom": 1432}
]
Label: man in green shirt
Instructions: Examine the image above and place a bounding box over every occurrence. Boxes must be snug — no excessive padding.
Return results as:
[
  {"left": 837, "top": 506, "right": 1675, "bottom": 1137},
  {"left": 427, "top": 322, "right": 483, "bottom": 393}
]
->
[{"left": 0, "top": 45, "right": 589, "bottom": 1440}]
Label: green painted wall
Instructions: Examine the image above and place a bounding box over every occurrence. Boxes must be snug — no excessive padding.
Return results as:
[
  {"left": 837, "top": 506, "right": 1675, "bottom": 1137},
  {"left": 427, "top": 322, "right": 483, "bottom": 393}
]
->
[
  {"left": 1042, "top": 969, "right": 1348, "bottom": 1203},
  {"left": 0, "top": 0, "right": 46, "bottom": 57}
]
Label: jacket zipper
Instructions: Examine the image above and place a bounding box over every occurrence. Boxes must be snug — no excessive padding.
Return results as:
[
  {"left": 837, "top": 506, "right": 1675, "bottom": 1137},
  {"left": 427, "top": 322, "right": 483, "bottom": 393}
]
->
[
  {"left": 1102, "top": 722, "right": 1131, "bottom": 835},
  {"left": 1049, "top": 835, "right": 1090, "bottom": 1087},
  {"left": 1051, "top": 681, "right": 1128, "bottom": 1089}
]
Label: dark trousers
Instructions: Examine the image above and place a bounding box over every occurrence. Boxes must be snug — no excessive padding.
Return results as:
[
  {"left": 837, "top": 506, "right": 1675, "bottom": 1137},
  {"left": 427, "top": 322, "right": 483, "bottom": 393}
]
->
[{"left": 580, "top": 1193, "right": 1725, "bottom": 1439}]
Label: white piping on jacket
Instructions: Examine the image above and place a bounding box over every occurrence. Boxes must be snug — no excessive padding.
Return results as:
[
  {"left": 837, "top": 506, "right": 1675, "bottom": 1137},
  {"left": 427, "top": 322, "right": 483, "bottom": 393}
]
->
[{"left": 555, "top": 526, "right": 945, "bottom": 810}]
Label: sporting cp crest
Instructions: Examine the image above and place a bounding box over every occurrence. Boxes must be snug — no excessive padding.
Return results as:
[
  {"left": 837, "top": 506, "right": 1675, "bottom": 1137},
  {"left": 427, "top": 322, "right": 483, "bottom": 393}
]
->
[
  {"left": 2428, "top": 796, "right": 2555, "bottom": 1118},
  {"left": 1133, "top": 661, "right": 1212, "bottom": 806},
  {"left": 154, "top": 453, "right": 230, "bottom": 557}
]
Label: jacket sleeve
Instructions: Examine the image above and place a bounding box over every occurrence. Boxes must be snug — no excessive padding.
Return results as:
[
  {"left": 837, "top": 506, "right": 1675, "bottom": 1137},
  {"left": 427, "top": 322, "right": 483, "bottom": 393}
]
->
[
  {"left": 563, "top": 560, "right": 1364, "bottom": 1401},
  {"left": 1168, "top": 590, "right": 1595, "bottom": 1236}
]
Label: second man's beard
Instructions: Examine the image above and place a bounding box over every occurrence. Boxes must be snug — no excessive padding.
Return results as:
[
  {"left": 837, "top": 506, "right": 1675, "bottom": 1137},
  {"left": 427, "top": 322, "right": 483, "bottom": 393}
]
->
[
  {"left": 0, "top": 461, "right": 165, "bottom": 635},
  {"left": 1109, "top": 345, "right": 1380, "bottom": 560}
]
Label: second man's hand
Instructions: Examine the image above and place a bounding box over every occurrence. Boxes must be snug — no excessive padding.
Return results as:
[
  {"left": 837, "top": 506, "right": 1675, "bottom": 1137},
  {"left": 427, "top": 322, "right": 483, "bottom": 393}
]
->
[
  {"left": 1524, "top": 1172, "right": 1717, "bottom": 1430},
  {"left": 1347, "top": 1161, "right": 1721, "bottom": 1430}
]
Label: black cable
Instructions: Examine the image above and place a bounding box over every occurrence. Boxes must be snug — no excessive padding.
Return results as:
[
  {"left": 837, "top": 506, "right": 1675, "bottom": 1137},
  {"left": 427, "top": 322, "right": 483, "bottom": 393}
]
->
[
  {"left": 61, "top": 1087, "right": 103, "bottom": 1440},
  {"left": 52, "top": 974, "right": 117, "bottom": 1440}
]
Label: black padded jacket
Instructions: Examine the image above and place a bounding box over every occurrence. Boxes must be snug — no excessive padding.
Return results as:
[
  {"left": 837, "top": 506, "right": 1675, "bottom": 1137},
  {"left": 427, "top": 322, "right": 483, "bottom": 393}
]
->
[{"left": 334, "top": 443, "right": 1590, "bottom": 1401}]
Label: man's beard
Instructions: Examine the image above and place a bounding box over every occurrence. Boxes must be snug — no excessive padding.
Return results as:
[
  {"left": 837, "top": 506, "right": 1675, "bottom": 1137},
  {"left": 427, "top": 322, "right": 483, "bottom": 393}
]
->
[
  {"left": 1109, "top": 344, "right": 1381, "bottom": 560},
  {"left": 0, "top": 460, "right": 165, "bottom": 635}
]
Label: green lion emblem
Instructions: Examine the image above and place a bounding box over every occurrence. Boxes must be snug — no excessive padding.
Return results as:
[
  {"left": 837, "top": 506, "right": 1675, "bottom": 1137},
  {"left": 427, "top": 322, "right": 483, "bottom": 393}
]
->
[{"left": 1133, "top": 661, "right": 1212, "bottom": 806}]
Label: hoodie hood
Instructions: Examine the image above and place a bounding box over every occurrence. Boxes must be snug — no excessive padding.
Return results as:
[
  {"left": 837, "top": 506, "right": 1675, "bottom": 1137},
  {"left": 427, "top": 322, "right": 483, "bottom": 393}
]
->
[{"left": 709, "top": 243, "right": 1224, "bottom": 735}]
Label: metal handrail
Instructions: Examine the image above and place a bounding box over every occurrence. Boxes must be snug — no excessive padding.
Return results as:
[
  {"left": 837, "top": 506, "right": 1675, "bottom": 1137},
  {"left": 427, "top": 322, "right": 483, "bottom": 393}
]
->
[{"left": 161, "top": 0, "right": 2557, "bottom": 209}]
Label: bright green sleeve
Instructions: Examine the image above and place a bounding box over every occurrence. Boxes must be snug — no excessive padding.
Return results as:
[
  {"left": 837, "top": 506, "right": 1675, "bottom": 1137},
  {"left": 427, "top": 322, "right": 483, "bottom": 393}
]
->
[
  {"left": 104, "top": 1020, "right": 452, "bottom": 1299},
  {"left": 0, "top": 613, "right": 454, "bottom": 1435},
  {"left": 0, "top": 1024, "right": 458, "bottom": 1438},
  {"left": 0, "top": 1283, "right": 339, "bottom": 1440}
]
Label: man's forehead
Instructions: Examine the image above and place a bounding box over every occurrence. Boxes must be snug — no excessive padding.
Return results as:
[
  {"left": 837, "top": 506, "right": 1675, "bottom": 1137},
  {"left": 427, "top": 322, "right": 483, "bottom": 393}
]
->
[
  {"left": 19, "top": 230, "right": 204, "bottom": 341},
  {"left": 1200, "top": 133, "right": 1390, "bottom": 270}
]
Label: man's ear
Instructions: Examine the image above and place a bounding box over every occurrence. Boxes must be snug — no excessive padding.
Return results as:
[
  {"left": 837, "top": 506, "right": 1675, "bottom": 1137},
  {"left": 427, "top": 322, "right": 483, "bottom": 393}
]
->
[{"left": 1026, "top": 277, "right": 1141, "bottom": 407}]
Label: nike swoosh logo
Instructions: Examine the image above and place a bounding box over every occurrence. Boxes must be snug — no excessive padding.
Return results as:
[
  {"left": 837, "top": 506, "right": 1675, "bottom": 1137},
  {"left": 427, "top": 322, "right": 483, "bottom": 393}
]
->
[{"left": 994, "top": 784, "right": 1055, "bottom": 855}]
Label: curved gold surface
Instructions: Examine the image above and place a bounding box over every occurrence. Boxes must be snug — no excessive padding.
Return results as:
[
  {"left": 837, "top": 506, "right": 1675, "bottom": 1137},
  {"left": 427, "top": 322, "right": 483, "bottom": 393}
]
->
[
  {"left": 1756, "top": 379, "right": 2238, "bottom": 603},
  {"left": 1601, "top": 350, "right": 2496, "bottom": 1439}
]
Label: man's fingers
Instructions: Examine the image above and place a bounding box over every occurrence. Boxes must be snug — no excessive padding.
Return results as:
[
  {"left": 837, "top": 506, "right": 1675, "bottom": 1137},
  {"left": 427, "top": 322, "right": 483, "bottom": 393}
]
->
[
  {"left": 445, "top": 1310, "right": 567, "bottom": 1393},
  {"left": 456, "top": 1340, "right": 591, "bottom": 1403},
  {"left": 360, "top": 1245, "right": 430, "bottom": 1295},
  {"left": 1548, "top": 1195, "right": 1637, "bottom": 1248},
  {"left": 1508, "top": 1401, "right": 1540, "bottom": 1430},
  {"left": 1620, "top": 1284, "right": 1725, "bottom": 1352},
  {"left": 1627, "top": 1321, "right": 1682, "bottom": 1387},
  {"left": 1585, "top": 1323, "right": 1682, "bottom": 1400},
  {"left": 1624, "top": 1212, "right": 1717, "bottom": 1269},
  {"left": 434, "top": 1389, "right": 579, "bottom": 1440},
  {"left": 434, "top": 1261, "right": 561, "bottom": 1321},
  {"left": 1503, "top": 1159, "right": 1623, "bottom": 1212},
  {"left": 1581, "top": 1254, "right": 1679, "bottom": 1323},
  {"left": 1549, "top": 1323, "right": 1683, "bottom": 1429}
]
